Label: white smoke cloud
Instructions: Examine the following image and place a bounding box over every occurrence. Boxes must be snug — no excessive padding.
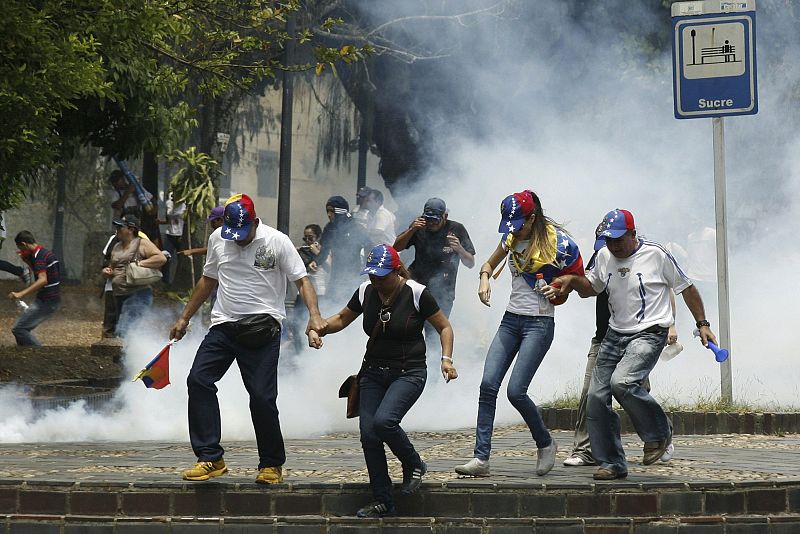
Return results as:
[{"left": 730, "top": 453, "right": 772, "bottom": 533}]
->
[{"left": 2, "top": 0, "right": 798, "bottom": 445}]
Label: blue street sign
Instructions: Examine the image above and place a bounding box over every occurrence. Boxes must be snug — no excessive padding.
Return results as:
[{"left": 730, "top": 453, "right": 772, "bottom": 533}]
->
[{"left": 672, "top": 1, "right": 758, "bottom": 119}]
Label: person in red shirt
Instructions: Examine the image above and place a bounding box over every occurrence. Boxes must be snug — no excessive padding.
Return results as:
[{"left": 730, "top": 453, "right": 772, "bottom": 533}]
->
[{"left": 7, "top": 231, "right": 61, "bottom": 346}]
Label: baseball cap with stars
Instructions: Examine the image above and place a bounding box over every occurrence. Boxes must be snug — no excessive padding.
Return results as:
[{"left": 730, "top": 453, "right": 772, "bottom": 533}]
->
[
  {"left": 498, "top": 190, "right": 536, "bottom": 236},
  {"left": 221, "top": 193, "right": 256, "bottom": 241},
  {"left": 360, "top": 244, "right": 401, "bottom": 277},
  {"left": 593, "top": 209, "right": 635, "bottom": 251}
]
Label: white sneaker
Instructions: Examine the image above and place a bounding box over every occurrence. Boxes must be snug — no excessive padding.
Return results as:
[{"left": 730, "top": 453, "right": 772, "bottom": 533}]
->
[
  {"left": 455, "top": 458, "right": 490, "bottom": 477},
  {"left": 563, "top": 455, "right": 587, "bottom": 466},
  {"left": 660, "top": 441, "right": 675, "bottom": 462},
  {"left": 536, "top": 441, "right": 557, "bottom": 476}
]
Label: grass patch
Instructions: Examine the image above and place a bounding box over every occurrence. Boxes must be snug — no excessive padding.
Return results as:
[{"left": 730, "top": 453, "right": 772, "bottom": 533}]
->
[{"left": 544, "top": 387, "right": 800, "bottom": 413}]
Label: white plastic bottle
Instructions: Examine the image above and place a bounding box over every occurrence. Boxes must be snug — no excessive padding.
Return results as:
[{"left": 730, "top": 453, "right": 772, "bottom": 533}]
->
[{"left": 534, "top": 273, "right": 549, "bottom": 310}]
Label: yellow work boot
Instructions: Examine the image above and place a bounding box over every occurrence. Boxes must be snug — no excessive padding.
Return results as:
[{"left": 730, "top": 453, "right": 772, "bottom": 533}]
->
[
  {"left": 182, "top": 459, "right": 227, "bottom": 481},
  {"left": 255, "top": 466, "right": 284, "bottom": 484}
]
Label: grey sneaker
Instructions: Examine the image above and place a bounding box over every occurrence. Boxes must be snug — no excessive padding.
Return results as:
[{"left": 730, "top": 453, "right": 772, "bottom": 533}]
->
[
  {"left": 536, "top": 441, "right": 557, "bottom": 476},
  {"left": 455, "top": 458, "right": 490, "bottom": 477}
]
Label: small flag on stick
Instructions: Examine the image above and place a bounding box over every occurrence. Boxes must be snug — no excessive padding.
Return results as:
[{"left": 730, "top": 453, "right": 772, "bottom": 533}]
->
[{"left": 132, "top": 340, "right": 176, "bottom": 389}]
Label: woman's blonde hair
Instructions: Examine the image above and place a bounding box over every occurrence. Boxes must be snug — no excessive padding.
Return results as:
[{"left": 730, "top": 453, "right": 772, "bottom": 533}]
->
[{"left": 519, "top": 191, "right": 567, "bottom": 267}]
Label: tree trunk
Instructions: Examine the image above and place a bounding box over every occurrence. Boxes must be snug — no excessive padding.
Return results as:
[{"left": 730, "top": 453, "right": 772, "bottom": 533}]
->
[{"left": 53, "top": 166, "right": 67, "bottom": 275}]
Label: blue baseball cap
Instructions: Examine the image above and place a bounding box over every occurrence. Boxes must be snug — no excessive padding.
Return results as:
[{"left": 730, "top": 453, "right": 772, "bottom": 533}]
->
[
  {"left": 360, "top": 244, "right": 402, "bottom": 277},
  {"left": 423, "top": 198, "right": 447, "bottom": 220},
  {"left": 593, "top": 209, "right": 635, "bottom": 250},
  {"left": 221, "top": 194, "right": 256, "bottom": 241}
]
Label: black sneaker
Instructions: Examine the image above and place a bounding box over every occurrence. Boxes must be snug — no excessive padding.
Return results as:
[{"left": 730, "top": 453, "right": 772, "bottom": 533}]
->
[
  {"left": 400, "top": 460, "right": 427, "bottom": 495},
  {"left": 356, "top": 501, "right": 398, "bottom": 518}
]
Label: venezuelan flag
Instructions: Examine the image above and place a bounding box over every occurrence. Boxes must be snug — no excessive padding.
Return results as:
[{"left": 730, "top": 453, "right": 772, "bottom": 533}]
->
[{"left": 132, "top": 342, "right": 173, "bottom": 389}]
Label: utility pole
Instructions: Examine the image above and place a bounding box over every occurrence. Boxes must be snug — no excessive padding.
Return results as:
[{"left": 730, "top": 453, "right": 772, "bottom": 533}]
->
[{"left": 277, "top": 15, "right": 295, "bottom": 235}]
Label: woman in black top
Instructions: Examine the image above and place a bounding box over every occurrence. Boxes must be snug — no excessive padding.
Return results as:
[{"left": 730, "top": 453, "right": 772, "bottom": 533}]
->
[{"left": 308, "top": 244, "right": 458, "bottom": 518}]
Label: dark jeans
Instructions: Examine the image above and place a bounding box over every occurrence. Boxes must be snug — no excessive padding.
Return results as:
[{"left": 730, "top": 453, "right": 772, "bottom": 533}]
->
[
  {"left": 187, "top": 325, "right": 284, "bottom": 469},
  {"left": 12, "top": 297, "right": 60, "bottom": 346},
  {"left": 359, "top": 366, "right": 427, "bottom": 506},
  {"left": 102, "top": 290, "right": 118, "bottom": 337},
  {"left": 161, "top": 234, "right": 182, "bottom": 285}
]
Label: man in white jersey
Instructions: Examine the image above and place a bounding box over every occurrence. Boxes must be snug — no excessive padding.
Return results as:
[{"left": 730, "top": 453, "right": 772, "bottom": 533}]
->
[
  {"left": 551, "top": 209, "right": 718, "bottom": 481},
  {"left": 169, "top": 193, "right": 325, "bottom": 484}
]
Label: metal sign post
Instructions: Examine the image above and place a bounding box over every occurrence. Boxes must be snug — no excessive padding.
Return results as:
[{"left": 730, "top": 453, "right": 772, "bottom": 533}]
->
[
  {"left": 712, "top": 117, "right": 733, "bottom": 402},
  {"left": 672, "top": 0, "right": 758, "bottom": 403}
]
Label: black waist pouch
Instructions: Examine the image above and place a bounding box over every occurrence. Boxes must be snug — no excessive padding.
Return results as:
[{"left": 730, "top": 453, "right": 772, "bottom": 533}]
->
[{"left": 220, "top": 314, "right": 281, "bottom": 349}]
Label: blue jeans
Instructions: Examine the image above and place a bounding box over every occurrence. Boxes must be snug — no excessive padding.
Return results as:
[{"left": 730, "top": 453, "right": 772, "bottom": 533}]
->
[
  {"left": 474, "top": 312, "right": 554, "bottom": 460},
  {"left": 587, "top": 327, "right": 671, "bottom": 474},
  {"left": 187, "top": 325, "right": 284, "bottom": 468},
  {"left": 114, "top": 288, "right": 153, "bottom": 337},
  {"left": 12, "top": 298, "right": 60, "bottom": 346},
  {"left": 359, "top": 366, "right": 427, "bottom": 506}
]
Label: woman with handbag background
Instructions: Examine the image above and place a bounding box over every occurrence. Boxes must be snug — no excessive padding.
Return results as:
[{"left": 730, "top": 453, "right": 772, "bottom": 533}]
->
[
  {"left": 101, "top": 214, "right": 166, "bottom": 337},
  {"left": 307, "top": 244, "right": 458, "bottom": 518},
  {"left": 454, "top": 190, "right": 584, "bottom": 478}
]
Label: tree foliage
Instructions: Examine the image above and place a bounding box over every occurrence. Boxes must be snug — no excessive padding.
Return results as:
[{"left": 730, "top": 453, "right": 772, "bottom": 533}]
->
[{"left": 0, "top": 0, "right": 369, "bottom": 210}]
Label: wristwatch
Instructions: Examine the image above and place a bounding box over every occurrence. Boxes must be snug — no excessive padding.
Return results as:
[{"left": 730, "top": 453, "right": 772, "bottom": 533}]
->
[{"left": 696, "top": 320, "right": 710, "bottom": 328}]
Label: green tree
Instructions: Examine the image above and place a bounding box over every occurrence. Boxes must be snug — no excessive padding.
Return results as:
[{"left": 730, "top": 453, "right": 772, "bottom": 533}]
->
[{"left": 0, "top": 0, "right": 368, "bottom": 210}]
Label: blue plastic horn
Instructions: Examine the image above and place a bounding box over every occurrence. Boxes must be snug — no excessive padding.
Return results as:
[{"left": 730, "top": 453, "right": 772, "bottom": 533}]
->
[{"left": 706, "top": 341, "right": 729, "bottom": 363}]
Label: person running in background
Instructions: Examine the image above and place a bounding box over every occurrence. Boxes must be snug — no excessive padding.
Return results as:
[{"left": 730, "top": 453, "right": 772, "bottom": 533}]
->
[
  {"left": 307, "top": 244, "right": 458, "bottom": 518},
  {"left": 318, "top": 196, "right": 367, "bottom": 305},
  {"left": 393, "top": 197, "right": 475, "bottom": 347},
  {"left": 455, "top": 190, "right": 583, "bottom": 478},
  {"left": 363, "top": 189, "right": 397, "bottom": 247},
  {"left": 7, "top": 231, "right": 62, "bottom": 346}
]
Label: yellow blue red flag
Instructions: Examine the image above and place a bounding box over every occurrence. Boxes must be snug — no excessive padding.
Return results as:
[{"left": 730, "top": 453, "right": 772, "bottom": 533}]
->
[{"left": 132, "top": 341, "right": 175, "bottom": 389}]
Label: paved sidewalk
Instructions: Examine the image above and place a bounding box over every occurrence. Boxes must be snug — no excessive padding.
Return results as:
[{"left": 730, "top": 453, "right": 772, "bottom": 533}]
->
[{"left": 2, "top": 426, "right": 799, "bottom": 486}]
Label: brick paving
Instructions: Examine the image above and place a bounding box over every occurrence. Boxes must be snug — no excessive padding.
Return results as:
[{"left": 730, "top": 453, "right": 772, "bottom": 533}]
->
[{"left": 1, "top": 426, "right": 799, "bottom": 486}]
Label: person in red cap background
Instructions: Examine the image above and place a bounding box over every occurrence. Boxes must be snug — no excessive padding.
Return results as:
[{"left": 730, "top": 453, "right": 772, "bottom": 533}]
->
[
  {"left": 551, "top": 208, "right": 717, "bottom": 480},
  {"left": 455, "top": 190, "right": 583, "bottom": 478},
  {"left": 169, "top": 193, "right": 325, "bottom": 485},
  {"left": 307, "top": 244, "right": 458, "bottom": 518}
]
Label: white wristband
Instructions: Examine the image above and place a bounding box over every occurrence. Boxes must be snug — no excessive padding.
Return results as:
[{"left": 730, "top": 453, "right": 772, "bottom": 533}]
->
[{"left": 441, "top": 356, "right": 453, "bottom": 362}]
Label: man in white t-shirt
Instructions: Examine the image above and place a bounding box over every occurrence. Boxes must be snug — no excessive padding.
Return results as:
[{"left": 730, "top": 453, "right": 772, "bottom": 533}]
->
[
  {"left": 169, "top": 193, "right": 325, "bottom": 485},
  {"left": 363, "top": 188, "right": 397, "bottom": 247},
  {"left": 552, "top": 209, "right": 718, "bottom": 481}
]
